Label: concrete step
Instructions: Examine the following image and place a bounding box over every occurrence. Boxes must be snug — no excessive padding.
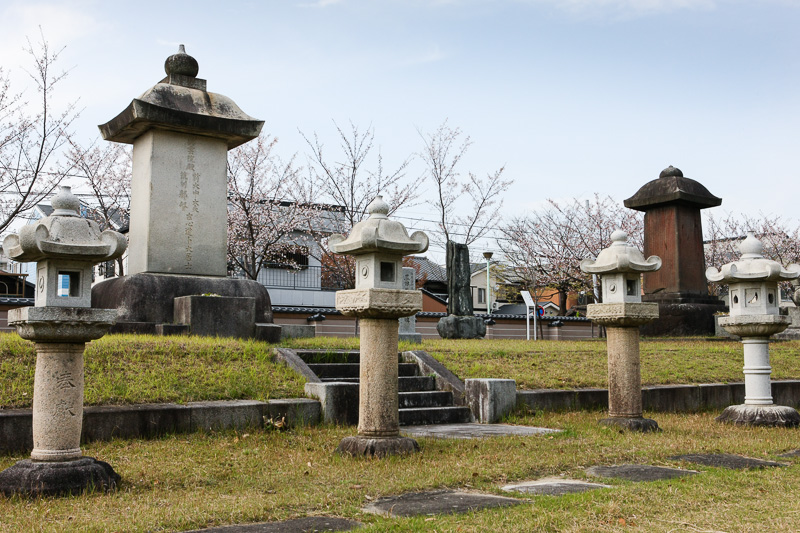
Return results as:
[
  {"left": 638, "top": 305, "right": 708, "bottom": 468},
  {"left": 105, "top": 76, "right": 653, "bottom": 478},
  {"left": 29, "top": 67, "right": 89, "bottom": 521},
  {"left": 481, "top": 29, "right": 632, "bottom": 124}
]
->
[
  {"left": 400, "top": 406, "right": 472, "bottom": 426},
  {"left": 400, "top": 376, "right": 436, "bottom": 392},
  {"left": 399, "top": 391, "right": 453, "bottom": 408},
  {"left": 297, "top": 350, "right": 403, "bottom": 364},
  {"left": 308, "top": 363, "right": 419, "bottom": 379}
]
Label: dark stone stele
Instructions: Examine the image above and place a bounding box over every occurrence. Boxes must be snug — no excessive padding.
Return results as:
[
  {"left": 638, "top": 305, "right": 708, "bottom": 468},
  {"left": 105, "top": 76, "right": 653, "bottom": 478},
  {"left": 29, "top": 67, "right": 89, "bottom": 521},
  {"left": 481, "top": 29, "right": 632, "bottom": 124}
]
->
[
  {"left": 0, "top": 457, "right": 119, "bottom": 497},
  {"left": 586, "top": 464, "right": 698, "bottom": 482},
  {"left": 91, "top": 273, "right": 279, "bottom": 342},
  {"left": 624, "top": 166, "right": 725, "bottom": 336},
  {"left": 600, "top": 416, "right": 660, "bottom": 433},
  {"left": 670, "top": 453, "right": 786, "bottom": 470},
  {"left": 336, "top": 436, "right": 419, "bottom": 458},
  {"left": 185, "top": 517, "right": 361, "bottom": 533},
  {"left": 445, "top": 241, "right": 473, "bottom": 316},
  {"left": 363, "top": 490, "right": 526, "bottom": 517}
]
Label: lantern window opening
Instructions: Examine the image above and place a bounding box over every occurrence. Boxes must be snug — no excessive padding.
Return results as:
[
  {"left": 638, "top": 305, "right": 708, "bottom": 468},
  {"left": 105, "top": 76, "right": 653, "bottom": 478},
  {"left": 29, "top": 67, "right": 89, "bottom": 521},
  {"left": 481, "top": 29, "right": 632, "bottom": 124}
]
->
[
  {"left": 380, "top": 262, "right": 395, "bottom": 283},
  {"left": 57, "top": 271, "right": 81, "bottom": 298},
  {"left": 626, "top": 279, "right": 636, "bottom": 296}
]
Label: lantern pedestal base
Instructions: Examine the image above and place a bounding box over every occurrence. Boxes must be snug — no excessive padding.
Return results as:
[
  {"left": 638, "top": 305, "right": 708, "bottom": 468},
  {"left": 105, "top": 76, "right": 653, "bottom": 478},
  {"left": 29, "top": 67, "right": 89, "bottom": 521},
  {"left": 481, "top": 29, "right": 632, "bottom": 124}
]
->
[
  {"left": 0, "top": 457, "right": 119, "bottom": 497},
  {"left": 336, "top": 436, "right": 419, "bottom": 458},
  {"left": 599, "top": 416, "right": 660, "bottom": 433},
  {"left": 716, "top": 404, "right": 800, "bottom": 427}
]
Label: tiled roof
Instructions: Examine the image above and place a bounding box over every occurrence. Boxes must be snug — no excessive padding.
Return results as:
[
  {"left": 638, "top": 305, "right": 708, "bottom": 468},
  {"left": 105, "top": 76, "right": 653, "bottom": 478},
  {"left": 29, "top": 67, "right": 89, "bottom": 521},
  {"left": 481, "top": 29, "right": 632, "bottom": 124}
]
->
[{"left": 407, "top": 256, "right": 446, "bottom": 282}]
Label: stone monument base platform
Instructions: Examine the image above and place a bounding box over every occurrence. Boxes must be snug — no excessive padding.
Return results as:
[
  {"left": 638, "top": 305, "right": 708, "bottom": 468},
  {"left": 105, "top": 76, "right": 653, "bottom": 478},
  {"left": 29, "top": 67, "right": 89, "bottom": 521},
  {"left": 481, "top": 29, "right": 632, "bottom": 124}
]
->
[
  {"left": 92, "top": 273, "right": 279, "bottom": 341},
  {"left": 336, "top": 436, "right": 419, "bottom": 458},
  {"left": 0, "top": 457, "right": 119, "bottom": 497},
  {"left": 600, "top": 416, "right": 660, "bottom": 433},
  {"left": 716, "top": 404, "right": 800, "bottom": 427},
  {"left": 639, "top": 296, "right": 726, "bottom": 336},
  {"left": 436, "top": 315, "right": 486, "bottom": 339}
]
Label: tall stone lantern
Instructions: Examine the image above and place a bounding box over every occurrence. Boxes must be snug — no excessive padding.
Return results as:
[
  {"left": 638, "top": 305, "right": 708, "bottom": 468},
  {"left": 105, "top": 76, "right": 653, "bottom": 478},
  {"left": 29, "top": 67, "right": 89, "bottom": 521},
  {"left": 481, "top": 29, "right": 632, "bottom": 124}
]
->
[
  {"left": 0, "top": 187, "right": 126, "bottom": 496},
  {"left": 706, "top": 232, "right": 800, "bottom": 426},
  {"left": 581, "top": 230, "right": 662, "bottom": 432},
  {"left": 330, "top": 196, "right": 428, "bottom": 457}
]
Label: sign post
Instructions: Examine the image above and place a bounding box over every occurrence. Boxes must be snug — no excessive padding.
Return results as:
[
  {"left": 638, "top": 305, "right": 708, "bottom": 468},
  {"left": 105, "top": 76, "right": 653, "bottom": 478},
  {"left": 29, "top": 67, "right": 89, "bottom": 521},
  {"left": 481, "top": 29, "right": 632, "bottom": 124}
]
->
[{"left": 521, "top": 290, "right": 537, "bottom": 341}]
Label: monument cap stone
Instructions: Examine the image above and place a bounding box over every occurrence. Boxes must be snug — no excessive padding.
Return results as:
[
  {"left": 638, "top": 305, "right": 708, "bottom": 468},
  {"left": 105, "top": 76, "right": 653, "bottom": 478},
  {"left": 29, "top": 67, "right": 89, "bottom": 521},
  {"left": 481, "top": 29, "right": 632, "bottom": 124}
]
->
[
  {"left": 624, "top": 165, "right": 722, "bottom": 211},
  {"left": 98, "top": 45, "right": 263, "bottom": 149}
]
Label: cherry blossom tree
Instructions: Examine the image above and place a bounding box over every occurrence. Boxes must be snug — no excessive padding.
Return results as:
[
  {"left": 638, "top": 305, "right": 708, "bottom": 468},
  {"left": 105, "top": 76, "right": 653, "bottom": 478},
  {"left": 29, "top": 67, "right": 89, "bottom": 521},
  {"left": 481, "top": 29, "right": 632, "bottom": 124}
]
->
[
  {"left": 499, "top": 195, "right": 643, "bottom": 314},
  {"left": 418, "top": 120, "right": 511, "bottom": 248},
  {"left": 227, "top": 134, "right": 319, "bottom": 281},
  {"left": 0, "top": 34, "right": 79, "bottom": 234},
  {"left": 68, "top": 141, "right": 131, "bottom": 275},
  {"left": 302, "top": 121, "right": 417, "bottom": 288}
]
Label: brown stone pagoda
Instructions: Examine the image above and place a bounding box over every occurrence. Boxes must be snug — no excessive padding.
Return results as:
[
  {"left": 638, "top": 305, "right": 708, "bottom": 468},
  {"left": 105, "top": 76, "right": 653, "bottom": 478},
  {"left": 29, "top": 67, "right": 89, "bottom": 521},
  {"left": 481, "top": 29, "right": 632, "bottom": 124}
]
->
[{"left": 624, "top": 166, "right": 725, "bottom": 335}]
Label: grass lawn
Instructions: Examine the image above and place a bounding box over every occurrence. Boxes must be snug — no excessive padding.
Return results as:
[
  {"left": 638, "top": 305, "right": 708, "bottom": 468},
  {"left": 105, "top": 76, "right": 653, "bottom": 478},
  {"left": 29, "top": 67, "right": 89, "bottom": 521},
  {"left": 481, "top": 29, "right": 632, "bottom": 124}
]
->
[
  {"left": 1, "top": 411, "right": 799, "bottom": 532},
  {"left": 287, "top": 336, "right": 800, "bottom": 390},
  {"left": 0, "top": 333, "right": 306, "bottom": 408}
]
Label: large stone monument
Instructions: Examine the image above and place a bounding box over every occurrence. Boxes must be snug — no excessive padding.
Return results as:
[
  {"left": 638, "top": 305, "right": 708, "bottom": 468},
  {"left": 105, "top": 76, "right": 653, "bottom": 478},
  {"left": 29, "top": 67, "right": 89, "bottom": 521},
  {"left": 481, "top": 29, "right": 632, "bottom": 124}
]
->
[
  {"left": 331, "top": 197, "right": 428, "bottom": 457},
  {"left": 92, "top": 46, "right": 279, "bottom": 340},
  {"left": 707, "top": 232, "right": 800, "bottom": 427},
  {"left": 436, "top": 241, "right": 486, "bottom": 339},
  {"left": 624, "top": 166, "right": 725, "bottom": 335},
  {"left": 581, "top": 230, "right": 662, "bottom": 432},
  {"left": 0, "top": 187, "right": 125, "bottom": 496}
]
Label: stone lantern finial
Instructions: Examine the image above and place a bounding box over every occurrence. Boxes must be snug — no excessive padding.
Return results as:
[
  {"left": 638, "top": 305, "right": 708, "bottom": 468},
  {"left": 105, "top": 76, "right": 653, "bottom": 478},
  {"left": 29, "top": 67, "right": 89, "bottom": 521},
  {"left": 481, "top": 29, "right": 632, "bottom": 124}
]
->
[{"left": 164, "top": 44, "right": 199, "bottom": 78}]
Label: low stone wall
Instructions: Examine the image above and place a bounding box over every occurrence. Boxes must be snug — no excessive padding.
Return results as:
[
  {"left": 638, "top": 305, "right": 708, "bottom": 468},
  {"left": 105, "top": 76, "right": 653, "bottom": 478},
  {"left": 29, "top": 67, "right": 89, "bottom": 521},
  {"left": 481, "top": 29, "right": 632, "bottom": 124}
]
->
[{"left": 0, "top": 399, "right": 320, "bottom": 455}]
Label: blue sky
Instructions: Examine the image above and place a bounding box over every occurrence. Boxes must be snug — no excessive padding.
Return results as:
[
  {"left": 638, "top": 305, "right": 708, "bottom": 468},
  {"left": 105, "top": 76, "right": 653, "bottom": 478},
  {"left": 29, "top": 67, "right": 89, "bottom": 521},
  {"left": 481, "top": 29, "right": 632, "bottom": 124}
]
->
[{"left": 1, "top": 0, "right": 798, "bottom": 259}]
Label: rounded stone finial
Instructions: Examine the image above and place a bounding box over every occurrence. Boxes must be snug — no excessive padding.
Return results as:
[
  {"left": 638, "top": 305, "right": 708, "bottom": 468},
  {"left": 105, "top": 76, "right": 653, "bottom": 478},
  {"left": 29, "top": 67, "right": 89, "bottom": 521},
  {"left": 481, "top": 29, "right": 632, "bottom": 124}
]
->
[
  {"left": 51, "top": 186, "right": 80, "bottom": 217},
  {"left": 659, "top": 165, "right": 683, "bottom": 178},
  {"left": 164, "top": 44, "right": 199, "bottom": 78},
  {"left": 367, "top": 195, "right": 390, "bottom": 218},
  {"left": 739, "top": 231, "right": 764, "bottom": 258},
  {"left": 610, "top": 229, "right": 627, "bottom": 244}
]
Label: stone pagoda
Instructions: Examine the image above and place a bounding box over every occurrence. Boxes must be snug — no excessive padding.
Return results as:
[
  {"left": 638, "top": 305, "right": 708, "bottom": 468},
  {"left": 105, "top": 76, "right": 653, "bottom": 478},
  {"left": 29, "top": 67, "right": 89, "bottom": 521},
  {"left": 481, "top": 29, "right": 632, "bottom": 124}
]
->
[
  {"left": 0, "top": 187, "right": 125, "bottom": 496},
  {"left": 92, "top": 46, "right": 279, "bottom": 340},
  {"left": 331, "top": 196, "right": 428, "bottom": 457},
  {"left": 624, "top": 166, "right": 725, "bottom": 335},
  {"left": 707, "top": 232, "right": 800, "bottom": 426},
  {"left": 581, "top": 230, "right": 662, "bottom": 432}
]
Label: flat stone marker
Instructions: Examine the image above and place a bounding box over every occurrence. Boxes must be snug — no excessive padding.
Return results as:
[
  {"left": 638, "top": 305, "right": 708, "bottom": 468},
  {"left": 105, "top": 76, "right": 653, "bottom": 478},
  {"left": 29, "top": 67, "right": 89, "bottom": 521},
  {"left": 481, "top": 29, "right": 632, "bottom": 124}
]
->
[
  {"left": 402, "top": 423, "right": 560, "bottom": 439},
  {"left": 502, "top": 478, "right": 611, "bottom": 496},
  {"left": 670, "top": 453, "right": 786, "bottom": 469},
  {"left": 187, "top": 517, "right": 361, "bottom": 532},
  {"left": 363, "top": 490, "right": 526, "bottom": 517},
  {"left": 777, "top": 449, "right": 800, "bottom": 458},
  {"left": 586, "top": 464, "right": 698, "bottom": 482}
]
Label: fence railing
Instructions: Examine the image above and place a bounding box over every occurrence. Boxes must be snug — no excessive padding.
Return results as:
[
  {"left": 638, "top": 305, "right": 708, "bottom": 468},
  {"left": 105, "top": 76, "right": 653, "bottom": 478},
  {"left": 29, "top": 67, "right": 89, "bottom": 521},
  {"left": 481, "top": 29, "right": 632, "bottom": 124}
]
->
[{"left": 230, "top": 263, "right": 350, "bottom": 291}]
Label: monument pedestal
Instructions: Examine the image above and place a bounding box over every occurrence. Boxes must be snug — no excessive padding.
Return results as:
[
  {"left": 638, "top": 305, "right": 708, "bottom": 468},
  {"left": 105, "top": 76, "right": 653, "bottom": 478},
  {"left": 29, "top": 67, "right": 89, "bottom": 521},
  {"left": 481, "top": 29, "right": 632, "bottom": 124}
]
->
[
  {"left": 436, "top": 315, "right": 486, "bottom": 339},
  {"left": 640, "top": 294, "right": 726, "bottom": 337},
  {"left": 92, "top": 273, "right": 280, "bottom": 341}
]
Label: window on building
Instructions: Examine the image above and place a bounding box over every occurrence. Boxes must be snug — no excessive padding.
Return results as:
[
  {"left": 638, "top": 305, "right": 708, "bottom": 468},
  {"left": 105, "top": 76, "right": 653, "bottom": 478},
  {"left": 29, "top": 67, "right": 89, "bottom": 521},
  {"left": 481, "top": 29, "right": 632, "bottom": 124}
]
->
[{"left": 478, "top": 288, "right": 486, "bottom": 304}]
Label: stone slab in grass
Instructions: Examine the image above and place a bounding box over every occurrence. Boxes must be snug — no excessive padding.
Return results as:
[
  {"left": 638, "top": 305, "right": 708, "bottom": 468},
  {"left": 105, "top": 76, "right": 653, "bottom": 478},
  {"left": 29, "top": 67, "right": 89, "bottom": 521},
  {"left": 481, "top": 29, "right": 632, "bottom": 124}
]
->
[
  {"left": 502, "top": 477, "right": 611, "bottom": 496},
  {"left": 187, "top": 516, "right": 361, "bottom": 532},
  {"left": 586, "top": 464, "right": 698, "bottom": 482},
  {"left": 363, "top": 490, "right": 527, "bottom": 517},
  {"left": 777, "top": 449, "right": 800, "bottom": 458},
  {"left": 401, "top": 423, "right": 560, "bottom": 439},
  {"left": 670, "top": 453, "right": 786, "bottom": 469}
]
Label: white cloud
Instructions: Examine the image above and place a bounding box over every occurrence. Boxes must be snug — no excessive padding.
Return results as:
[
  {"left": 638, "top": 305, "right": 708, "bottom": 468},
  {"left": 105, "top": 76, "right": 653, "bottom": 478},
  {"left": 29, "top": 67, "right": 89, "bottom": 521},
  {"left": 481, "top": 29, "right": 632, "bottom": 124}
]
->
[
  {"left": 529, "top": 0, "right": 717, "bottom": 17},
  {"left": 297, "top": 0, "right": 344, "bottom": 8},
  {"left": 404, "top": 44, "right": 447, "bottom": 65}
]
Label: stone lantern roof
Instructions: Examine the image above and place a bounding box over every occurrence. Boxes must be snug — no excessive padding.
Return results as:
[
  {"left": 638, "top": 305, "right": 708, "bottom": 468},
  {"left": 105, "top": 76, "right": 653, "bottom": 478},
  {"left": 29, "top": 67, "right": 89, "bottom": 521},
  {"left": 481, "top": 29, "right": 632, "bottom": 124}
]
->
[
  {"left": 580, "top": 230, "right": 662, "bottom": 274},
  {"left": 3, "top": 187, "right": 126, "bottom": 263},
  {"left": 98, "top": 45, "right": 263, "bottom": 149},
  {"left": 624, "top": 166, "right": 722, "bottom": 211},
  {"left": 706, "top": 232, "right": 800, "bottom": 283},
  {"left": 329, "top": 196, "right": 429, "bottom": 256}
]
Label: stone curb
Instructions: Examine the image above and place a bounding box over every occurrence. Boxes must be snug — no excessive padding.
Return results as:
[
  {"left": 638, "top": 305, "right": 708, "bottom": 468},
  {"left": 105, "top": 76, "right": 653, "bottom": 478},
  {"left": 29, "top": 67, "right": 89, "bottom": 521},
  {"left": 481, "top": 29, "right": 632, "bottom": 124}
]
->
[
  {"left": 516, "top": 380, "right": 800, "bottom": 413},
  {"left": 0, "top": 399, "right": 321, "bottom": 455}
]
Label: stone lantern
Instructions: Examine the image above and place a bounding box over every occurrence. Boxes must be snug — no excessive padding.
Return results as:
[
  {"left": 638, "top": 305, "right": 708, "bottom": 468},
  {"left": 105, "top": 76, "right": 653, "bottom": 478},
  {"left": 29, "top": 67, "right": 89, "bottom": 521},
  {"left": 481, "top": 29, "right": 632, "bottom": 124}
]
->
[
  {"left": 0, "top": 187, "right": 126, "bottom": 496},
  {"left": 706, "top": 232, "right": 800, "bottom": 426},
  {"left": 330, "top": 196, "right": 428, "bottom": 457},
  {"left": 581, "top": 230, "right": 662, "bottom": 432}
]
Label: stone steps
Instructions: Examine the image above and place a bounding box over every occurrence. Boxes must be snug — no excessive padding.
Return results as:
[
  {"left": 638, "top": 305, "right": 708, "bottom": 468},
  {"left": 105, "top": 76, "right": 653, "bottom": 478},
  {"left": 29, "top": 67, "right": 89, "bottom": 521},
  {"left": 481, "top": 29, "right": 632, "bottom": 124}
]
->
[
  {"left": 308, "top": 362, "right": 418, "bottom": 379},
  {"left": 299, "top": 349, "right": 470, "bottom": 425}
]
